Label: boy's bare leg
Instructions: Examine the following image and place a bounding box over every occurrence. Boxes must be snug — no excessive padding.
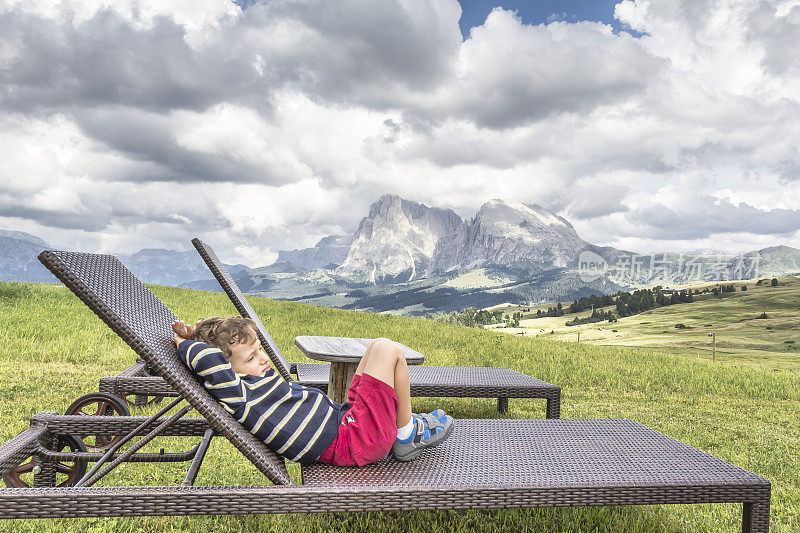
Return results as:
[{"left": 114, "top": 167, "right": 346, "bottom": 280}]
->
[
  {"left": 354, "top": 338, "right": 379, "bottom": 377},
  {"left": 359, "top": 338, "right": 412, "bottom": 428},
  {"left": 393, "top": 356, "right": 412, "bottom": 428}
]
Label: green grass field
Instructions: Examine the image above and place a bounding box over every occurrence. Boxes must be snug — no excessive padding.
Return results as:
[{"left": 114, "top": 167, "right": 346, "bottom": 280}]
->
[
  {"left": 0, "top": 281, "right": 798, "bottom": 532},
  {"left": 491, "top": 277, "right": 800, "bottom": 372}
]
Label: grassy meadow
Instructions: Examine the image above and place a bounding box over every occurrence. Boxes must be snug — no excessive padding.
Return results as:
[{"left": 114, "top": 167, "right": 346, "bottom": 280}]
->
[
  {"left": 0, "top": 280, "right": 798, "bottom": 532},
  {"left": 491, "top": 277, "right": 800, "bottom": 371}
]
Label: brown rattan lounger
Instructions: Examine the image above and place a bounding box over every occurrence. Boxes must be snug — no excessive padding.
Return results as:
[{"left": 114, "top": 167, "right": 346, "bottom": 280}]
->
[
  {"left": 100, "top": 238, "right": 561, "bottom": 416},
  {"left": 192, "top": 237, "right": 561, "bottom": 415},
  {"left": 0, "top": 251, "right": 771, "bottom": 531}
]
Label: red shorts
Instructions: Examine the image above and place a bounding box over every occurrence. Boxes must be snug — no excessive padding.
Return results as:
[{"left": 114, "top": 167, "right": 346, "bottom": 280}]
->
[{"left": 317, "top": 373, "right": 398, "bottom": 466}]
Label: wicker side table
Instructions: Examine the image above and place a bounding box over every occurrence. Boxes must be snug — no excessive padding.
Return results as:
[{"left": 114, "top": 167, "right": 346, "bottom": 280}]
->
[{"left": 295, "top": 336, "right": 424, "bottom": 403}]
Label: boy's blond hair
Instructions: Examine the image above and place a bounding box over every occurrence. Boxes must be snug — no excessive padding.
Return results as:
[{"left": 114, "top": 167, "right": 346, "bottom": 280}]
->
[{"left": 191, "top": 316, "right": 258, "bottom": 360}]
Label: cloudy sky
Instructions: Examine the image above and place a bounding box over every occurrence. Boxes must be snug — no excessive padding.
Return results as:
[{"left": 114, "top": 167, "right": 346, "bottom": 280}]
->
[{"left": 1, "top": 0, "right": 799, "bottom": 265}]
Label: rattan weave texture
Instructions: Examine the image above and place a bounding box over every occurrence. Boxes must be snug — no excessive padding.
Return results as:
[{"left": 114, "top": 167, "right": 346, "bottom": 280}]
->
[
  {"left": 407, "top": 366, "right": 558, "bottom": 396},
  {"left": 38, "top": 250, "right": 291, "bottom": 486},
  {"left": 303, "top": 419, "right": 767, "bottom": 488},
  {"left": 100, "top": 376, "right": 178, "bottom": 397},
  {"left": 27, "top": 413, "right": 212, "bottom": 437},
  {"left": 0, "top": 424, "right": 46, "bottom": 477},
  {"left": 293, "top": 362, "right": 329, "bottom": 390},
  {"left": 0, "top": 482, "right": 772, "bottom": 523},
  {"left": 119, "top": 361, "right": 148, "bottom": 377}
]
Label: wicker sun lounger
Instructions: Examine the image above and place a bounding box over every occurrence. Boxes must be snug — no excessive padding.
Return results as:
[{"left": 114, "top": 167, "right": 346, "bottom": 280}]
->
[
  {"left": 0, "top": 251, "right": 771, "bottom": 531},
  {"left": 100, "top": 238, "right": 561, "bottom": 416},
  {"left": 192, "top": 237, "right": 561, "bottom": 416}
]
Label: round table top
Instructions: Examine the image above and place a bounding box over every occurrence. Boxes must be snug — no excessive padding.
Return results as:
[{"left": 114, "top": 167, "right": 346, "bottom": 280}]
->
[{"left": 294, "top": 336, "right": 425, "bottom": 364}]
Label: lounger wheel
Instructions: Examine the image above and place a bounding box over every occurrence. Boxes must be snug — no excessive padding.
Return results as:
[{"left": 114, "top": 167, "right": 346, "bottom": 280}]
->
[
  {"left": 65, "top": 392, "right": 131, "bottom": 451},
  {"left": 121, "top": 392, "right": 165, "bottom": 408},
  {"left": 2, "top": 434, "right": 88, "bottom": 488}
]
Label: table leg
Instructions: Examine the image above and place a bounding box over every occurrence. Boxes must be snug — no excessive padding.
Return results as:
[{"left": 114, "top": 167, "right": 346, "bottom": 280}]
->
[
  {"left": 329, "top": 362, "right": 359, "bottom": 404},
  {"left": 497, "top": 397, "right": 508, "bottom": 413},
  {"left": 546, "top": 393, "right": 561, "bottom": 419},
  {"left": 742, "top": 498, "right": 771, "bottom": 533}
]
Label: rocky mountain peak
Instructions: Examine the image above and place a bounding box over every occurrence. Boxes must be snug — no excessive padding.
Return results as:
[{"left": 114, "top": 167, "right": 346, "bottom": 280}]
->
[
  {"left": 0, "top": 229, "right": 48, "bottom": 247},
  {"left": 477, "top": 199, "right": 573, "bottom": 230},
  {"left": 366, "top": 193, "right": 440, "bottom": 221},
  {"left": 335, "top": 195, "right": 462, "bottom": 283},
  {"left": 369, "top": 193, "right": 402, "bottom": 216},
  {"left": 431, "top": 199, "right": 588, "bottom": 273}
]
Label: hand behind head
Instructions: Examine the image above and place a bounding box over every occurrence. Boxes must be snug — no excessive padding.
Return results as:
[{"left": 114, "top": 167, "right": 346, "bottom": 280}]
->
[{"left": 171, "top": 319, "right": 194, "bottom": 346}]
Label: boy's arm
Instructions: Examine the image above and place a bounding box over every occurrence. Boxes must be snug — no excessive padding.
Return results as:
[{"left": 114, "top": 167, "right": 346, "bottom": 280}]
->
[{"left": 175, "top": 337, "right": 247, "bottom": 410}]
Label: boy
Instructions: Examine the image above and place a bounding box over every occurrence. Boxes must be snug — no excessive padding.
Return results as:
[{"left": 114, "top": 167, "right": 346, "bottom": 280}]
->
[{"left": 171, "top": 317, "right": 454, "bottom": 466}]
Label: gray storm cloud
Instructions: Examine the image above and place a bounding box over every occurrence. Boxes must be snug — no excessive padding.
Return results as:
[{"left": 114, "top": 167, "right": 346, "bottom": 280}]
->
[{"left": 0, "top": 0, "right": 798, "bottom": 263}]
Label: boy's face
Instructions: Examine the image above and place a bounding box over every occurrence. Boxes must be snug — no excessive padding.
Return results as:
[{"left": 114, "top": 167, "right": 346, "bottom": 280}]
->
[{"left": 227, "top": 334, "right": 271, "bottom": 376}]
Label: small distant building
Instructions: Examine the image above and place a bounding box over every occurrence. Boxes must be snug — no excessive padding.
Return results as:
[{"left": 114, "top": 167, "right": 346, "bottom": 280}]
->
[{"left": 659, "top": 288, "right": 679, "bottom": 297}]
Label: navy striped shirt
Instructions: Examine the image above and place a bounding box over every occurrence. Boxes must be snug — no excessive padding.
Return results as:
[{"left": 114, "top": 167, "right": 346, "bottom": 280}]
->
[{"left": 178, "top": 339, "right": 348, "bottom": 463}]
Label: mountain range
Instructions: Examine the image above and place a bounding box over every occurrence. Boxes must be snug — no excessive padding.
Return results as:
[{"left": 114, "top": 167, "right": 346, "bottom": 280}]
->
[
  {"left": 0, "top": 230, "right": 248, "bottom": 287},
  {"left": 284, "top": 195, "right": 631, "bottom": 282},
  {"left": 3, "top": 195, "right": 800, "bottom": 315}
]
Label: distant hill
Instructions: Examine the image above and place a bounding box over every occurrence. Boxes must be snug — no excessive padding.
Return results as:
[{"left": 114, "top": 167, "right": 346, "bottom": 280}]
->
[
  {"left": 595, "top": 247, "right": 800, "bottom": 287},
  {"left": 119, "top": 248, "right": 249, "bottom": 287},
  {"left": 750, "top": 245, "right": 800, "bottom": 275},
  {"left": 0, "top": 232, "right": 248, "bottom": 287},
  {"left": 0, "top": 230, "right": 55, "bottom": 283},
  {"left": 277, "top": 235, "right": 352, "bottom": 271}
]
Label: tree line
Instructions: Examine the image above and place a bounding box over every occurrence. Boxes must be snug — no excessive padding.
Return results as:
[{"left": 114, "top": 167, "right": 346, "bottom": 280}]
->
[
  {"left": 426, "top": 307, "right": 504, "bottom": 328},
  {"left": 434, "top": 278, "right": 771, "bottom": 330},
  {"left": 565, "top": 308, "right": 617, "bottom": 326}
]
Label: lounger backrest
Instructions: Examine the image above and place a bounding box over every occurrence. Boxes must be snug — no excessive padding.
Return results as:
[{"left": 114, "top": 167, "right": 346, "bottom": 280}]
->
[
  {"left": 191, "top": 238, "right": 293, "bottom": 382},
  {"left": 38, "top": 250, "right": 292, "bottom": 486}
]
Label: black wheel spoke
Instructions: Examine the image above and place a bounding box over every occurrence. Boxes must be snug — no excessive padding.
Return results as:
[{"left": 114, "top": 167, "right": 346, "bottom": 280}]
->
[
  {"left": 14, "top": 460, "right": 35, "bottom": 474},
  {"left": 55, "top": 462, "right": 74, "bottom": 474},
  {"left": 93, "top": 400, "right": 110, "bottom": 416}
]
